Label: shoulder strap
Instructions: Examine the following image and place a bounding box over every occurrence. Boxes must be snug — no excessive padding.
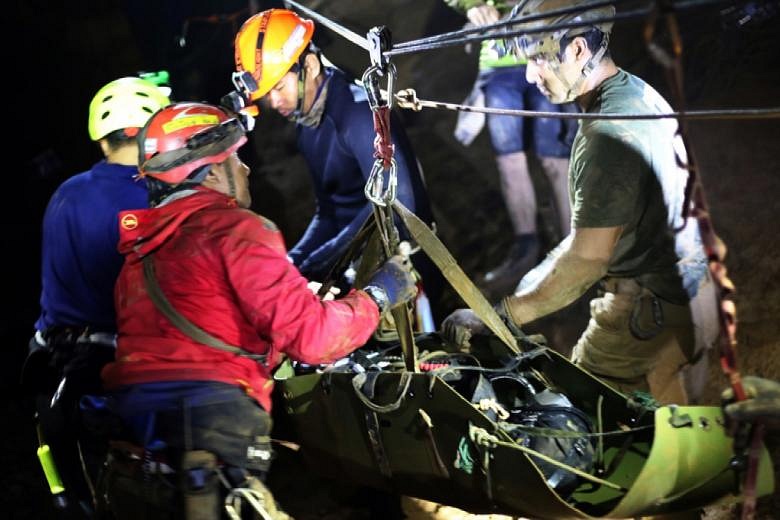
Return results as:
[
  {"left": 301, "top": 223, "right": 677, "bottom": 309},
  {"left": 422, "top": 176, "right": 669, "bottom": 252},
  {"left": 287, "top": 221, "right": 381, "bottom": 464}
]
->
[{"left": 142, "top": 256, "right": 266, "bottom": 362}]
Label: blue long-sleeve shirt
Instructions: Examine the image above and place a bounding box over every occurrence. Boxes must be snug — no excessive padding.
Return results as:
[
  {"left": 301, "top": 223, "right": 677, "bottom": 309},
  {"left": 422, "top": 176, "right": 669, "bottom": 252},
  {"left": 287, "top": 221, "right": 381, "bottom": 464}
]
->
[
  {"left": 36, "top": 160, "right": 148, "bottom": 332},
  {"left": 290, "top": 69, "right": 434, "bottom": 280}
]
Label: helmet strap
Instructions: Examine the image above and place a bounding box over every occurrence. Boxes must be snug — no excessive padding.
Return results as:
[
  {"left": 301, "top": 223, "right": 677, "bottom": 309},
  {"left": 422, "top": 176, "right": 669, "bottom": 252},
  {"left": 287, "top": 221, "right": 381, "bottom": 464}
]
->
[
  {"left": 289, "top": 56, "right": 308, "bottom": 122},
  {"left": 552, "top": 31, "right": 610, "bottom": 103},
  {"left": 223, "top": 159, "right": 237, "bottom": 200}
]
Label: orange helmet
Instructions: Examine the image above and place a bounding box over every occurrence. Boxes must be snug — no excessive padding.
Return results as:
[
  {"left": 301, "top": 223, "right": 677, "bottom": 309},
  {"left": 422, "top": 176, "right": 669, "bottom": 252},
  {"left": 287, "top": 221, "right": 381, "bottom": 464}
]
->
[
  {"left": 234, "top": 9, "right": 315, "bottom": 102},
  {"left": 138, "top": 102, "right": 247, "bottom": 185}
]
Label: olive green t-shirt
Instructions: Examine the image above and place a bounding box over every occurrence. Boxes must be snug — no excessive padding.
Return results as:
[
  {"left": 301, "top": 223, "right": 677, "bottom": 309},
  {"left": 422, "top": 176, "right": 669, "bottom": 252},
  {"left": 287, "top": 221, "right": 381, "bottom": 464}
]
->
[{"left": 570, "top": 69, "right": 704, "bottom": 304}]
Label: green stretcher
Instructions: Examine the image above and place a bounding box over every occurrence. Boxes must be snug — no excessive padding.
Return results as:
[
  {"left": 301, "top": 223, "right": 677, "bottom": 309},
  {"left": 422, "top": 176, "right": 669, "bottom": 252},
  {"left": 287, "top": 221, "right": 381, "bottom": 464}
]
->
[{"left": 276, "top": 336, "right": 774, "bottom": 519}]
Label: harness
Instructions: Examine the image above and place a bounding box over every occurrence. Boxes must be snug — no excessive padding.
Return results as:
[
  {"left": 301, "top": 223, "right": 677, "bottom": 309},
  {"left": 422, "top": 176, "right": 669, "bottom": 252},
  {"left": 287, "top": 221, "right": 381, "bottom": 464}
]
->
[{"left": 142, "top": 255, "right": 267, "bottom": 364}]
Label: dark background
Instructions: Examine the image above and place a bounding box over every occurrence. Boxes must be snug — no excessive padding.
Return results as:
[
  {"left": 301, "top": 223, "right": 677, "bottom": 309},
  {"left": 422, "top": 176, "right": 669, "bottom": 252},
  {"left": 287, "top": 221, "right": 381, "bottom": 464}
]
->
[{"left": 5, "top": 0, "right": 780, "bottom": 518}]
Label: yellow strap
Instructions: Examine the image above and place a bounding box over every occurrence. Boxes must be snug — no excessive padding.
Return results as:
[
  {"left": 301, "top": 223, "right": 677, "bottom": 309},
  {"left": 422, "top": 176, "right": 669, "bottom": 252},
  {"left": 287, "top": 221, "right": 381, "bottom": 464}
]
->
[{"left": 392, "top": 201, "right": 520, "bottom": 354}]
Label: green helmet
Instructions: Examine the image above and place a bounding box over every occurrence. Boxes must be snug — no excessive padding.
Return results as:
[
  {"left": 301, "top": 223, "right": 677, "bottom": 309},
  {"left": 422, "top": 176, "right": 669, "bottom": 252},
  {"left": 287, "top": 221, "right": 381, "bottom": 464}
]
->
[
  {"left": 87, "top": 77, "right": 170, "bottom": 141},
  {"left": 510, "top": 0, "right": 615, "bottom": 60},
  {"left": 509, "top": 0, "right": 615, "bottom": 103}
]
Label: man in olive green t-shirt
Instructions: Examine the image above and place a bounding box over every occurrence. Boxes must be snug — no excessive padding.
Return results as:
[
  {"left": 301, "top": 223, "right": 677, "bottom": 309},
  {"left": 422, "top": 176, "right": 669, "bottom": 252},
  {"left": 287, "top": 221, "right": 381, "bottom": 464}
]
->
[{"left": 443, "top": 0, "right": 718, "bottom": 404}]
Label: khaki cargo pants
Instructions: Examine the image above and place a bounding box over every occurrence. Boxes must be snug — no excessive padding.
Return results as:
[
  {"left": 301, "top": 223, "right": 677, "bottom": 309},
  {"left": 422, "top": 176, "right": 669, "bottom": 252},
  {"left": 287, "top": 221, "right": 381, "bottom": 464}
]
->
[{"left": 571, "top": 278, "right": 697, "bottom": 405}]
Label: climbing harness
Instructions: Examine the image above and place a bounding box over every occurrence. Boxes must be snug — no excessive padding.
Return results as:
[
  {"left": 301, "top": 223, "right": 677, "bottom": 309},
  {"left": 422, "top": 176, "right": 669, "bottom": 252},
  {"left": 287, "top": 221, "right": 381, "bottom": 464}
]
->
[{"left": 142, "top": 256, "right": 268, "bottom": 364}]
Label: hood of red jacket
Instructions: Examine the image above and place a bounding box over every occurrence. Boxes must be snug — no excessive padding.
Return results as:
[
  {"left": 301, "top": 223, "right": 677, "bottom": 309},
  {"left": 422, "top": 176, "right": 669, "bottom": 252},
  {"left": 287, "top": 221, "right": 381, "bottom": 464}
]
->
[{"left": 117, "top": 188, "right": 237, "bottom": 263}]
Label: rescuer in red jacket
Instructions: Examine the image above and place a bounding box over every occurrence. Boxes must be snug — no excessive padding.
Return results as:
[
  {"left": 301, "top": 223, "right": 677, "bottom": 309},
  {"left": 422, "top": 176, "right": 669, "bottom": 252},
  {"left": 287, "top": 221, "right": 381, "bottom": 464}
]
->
[{"left": 100, "top": 102, "right": 416, "bottom": 516}]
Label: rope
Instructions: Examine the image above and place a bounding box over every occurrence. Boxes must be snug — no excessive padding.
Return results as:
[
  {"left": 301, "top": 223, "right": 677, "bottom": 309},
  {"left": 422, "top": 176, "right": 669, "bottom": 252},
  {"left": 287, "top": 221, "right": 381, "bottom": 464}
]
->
[
  {"left": 388, "top": 7, "right": 651, "bottom": 57},
  {"left": 385, "top": 0, "right": 733, "bottom": 57},
  {"left": 284, "top": 0, "right": 369, "bottom": 50},
  {"left": 352, "top": 371, "right": 413, "bottom": 413},
  {"left": 391, "top": 0, "right": 634, "bottom": 51},
  {"left": 475, "top": 398, "right": 511, "bottom": 420},
  {"left": 497, "top": 421, "right": 654, "bottom": 439},
  {"left": 373, "top": 106, "right": 394, "bottom": 168},
  {"left": 469, "top": 424, "right": 626, "bottom": 491},
  {"left": 454, "top": 437, "right": 475, "bottom": 474},
  {"left": 394, "top": 88, "right": 780, "bottom": 121},
  {"left": 224, "top": 487, "right": 273, "bottom": 520},
  {"left": 643, "top": 7, "right": 761, "bottom": 519}
]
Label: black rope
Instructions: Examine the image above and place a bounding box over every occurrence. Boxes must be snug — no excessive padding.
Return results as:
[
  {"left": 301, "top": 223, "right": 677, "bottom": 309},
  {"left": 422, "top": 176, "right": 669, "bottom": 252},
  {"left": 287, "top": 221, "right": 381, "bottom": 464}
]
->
[
  {"left": 385, "top": 0, "right": 735, "bottom": 57},
  {"left": 387, "top": 8, "right": 651, "bottom": 57},
  {"left": 391, "top": 0, "right": 636, "bottom": 51}
]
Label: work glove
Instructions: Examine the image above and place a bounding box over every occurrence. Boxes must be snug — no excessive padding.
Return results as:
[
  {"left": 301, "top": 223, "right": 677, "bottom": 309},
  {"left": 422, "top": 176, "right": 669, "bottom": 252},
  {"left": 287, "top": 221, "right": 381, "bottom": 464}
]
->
[
  {"left": 722, "top": 376, "right": 780, "bottom": 422},
  {"left": 441, "top": 309, "right": 487, "bottom": 350},
  {"left": 442, "top": 298, "right": 522, "bottom": 350},
  {"left": 361, "top": 255, "right": 417, "bottom": 313}
]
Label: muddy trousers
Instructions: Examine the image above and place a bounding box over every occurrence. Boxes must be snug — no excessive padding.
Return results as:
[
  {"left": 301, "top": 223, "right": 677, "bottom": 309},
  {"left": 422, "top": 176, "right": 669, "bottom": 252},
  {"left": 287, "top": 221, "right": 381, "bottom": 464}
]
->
[{"left": 570, "top": 279, "right": 695, "bottom": 405}]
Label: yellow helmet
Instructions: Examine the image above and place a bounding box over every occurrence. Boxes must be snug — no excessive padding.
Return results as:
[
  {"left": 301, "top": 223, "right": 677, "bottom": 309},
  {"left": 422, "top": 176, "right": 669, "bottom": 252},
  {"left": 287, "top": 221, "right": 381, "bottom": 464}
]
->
[
  {"left": 233, "top": 9, "right": 315, "bottom": 102},
  {"left": 87, "top": 77, "right": 170, "bottom": 141}
]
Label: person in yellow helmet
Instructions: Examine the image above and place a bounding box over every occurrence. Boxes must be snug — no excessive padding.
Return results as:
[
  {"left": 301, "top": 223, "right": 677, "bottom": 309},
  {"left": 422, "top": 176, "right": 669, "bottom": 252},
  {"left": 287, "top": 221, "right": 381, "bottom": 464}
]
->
[
  {"left": 24, "top": 76, "right": 169, "bottom": 516},
  {"left": 443, "top": 0, "right": 719, "bottom": 406}
]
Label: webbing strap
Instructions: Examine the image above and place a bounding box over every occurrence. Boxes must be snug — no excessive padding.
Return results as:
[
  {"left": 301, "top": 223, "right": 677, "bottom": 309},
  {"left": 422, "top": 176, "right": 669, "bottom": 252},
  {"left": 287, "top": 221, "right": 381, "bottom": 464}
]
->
[
  {"left": 643, "top": 11, "right": 761, "bottom": 518},
  {"left": 392, "top": 201, "right": 521, "bottom": 354},
  {"left": 142, "top": 256, "right": 266, "bottom": 362}
]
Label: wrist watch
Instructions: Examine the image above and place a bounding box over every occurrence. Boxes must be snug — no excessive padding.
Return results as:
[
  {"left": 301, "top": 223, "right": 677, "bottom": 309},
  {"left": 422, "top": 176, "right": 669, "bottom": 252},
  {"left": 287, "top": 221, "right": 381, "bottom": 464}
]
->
[{"left": 362, "top": 285, "right": 389, "bottom": 312}]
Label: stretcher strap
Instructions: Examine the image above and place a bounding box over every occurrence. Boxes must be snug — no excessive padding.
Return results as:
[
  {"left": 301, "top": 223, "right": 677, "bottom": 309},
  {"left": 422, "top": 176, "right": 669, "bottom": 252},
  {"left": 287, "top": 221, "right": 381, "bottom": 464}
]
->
[{"left": 392, "top": 201, "right": 521, "bottom": 354}]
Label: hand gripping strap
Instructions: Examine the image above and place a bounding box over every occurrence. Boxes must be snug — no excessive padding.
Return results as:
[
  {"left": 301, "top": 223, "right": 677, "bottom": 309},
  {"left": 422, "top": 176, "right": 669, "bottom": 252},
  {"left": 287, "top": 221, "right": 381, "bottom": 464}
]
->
[{"left": 391, "top": 200, "right": 521, "bottom": 354}]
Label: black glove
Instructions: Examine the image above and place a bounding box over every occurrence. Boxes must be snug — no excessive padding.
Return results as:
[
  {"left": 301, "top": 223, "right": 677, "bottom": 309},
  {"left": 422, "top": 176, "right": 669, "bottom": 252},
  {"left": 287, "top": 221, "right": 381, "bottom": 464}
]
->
[
  {"left": 361, "top": 255, "right": 417, "bottom": 313},
  {"left": 722, "top": 376, "right": 780, "bottom": 422}
]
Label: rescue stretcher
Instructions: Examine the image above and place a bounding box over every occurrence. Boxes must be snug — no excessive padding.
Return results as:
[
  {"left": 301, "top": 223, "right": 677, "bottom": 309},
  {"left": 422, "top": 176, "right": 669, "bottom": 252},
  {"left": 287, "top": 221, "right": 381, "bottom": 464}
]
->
[
  {"left": 276, "top": 333, "right": 774, "bottom": 518},
  {"left": 273, "top": 201, "right": 774, "bottom": 519}
]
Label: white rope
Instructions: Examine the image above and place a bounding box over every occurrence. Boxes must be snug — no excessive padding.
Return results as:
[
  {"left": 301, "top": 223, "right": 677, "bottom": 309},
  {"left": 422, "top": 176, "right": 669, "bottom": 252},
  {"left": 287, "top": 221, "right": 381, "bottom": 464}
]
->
[{"left": 394, "top": 88, "right": 780, "bottom": 121}]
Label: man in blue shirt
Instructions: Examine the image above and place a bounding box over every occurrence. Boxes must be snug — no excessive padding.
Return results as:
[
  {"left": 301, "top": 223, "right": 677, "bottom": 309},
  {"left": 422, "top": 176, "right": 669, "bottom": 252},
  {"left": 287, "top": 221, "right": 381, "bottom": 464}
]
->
[
  {"left": 27, "top": 76, "right": 169, "bottom": 516},
  {"left": 233, "top": 9, "right": 441, "bottom": 324}
]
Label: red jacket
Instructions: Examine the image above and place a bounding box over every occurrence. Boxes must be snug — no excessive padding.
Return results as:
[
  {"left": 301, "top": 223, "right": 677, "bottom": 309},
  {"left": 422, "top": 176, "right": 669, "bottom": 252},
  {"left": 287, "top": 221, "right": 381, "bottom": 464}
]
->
[{"left": 102, "top": 188, "right": 379, "bottom": 411}]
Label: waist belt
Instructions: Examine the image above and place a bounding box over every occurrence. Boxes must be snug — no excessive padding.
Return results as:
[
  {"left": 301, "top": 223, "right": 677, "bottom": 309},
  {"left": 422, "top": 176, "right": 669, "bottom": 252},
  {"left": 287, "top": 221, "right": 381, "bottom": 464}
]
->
[{"left": 37, "top": 328, "right": 117, "bottom": 348}]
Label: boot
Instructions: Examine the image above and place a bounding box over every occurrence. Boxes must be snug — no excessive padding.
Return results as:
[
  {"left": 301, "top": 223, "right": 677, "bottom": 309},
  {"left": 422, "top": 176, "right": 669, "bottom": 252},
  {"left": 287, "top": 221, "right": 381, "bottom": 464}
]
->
[{"left": 481, "top": 234, "right": 540, "bottom": 299}]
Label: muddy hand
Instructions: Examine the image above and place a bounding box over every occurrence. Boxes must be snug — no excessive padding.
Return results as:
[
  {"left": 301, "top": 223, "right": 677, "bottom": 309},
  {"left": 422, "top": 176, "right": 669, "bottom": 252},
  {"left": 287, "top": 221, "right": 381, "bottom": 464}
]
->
[
  {"left": 441, "top": 309, "right": 487, "bottom": 350},
  {"left": 722, "top": 376, "right": 780, "bottom": 422}
]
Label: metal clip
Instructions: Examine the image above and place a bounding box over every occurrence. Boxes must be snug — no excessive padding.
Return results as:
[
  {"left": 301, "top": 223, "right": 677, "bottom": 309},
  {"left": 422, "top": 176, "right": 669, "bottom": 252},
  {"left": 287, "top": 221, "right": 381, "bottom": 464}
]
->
[
  {"left": 364, "top": 158, "right": 398, "bottom": 207},
  {"left": 361, "top": 63, "right": 397, "bottom": 112},
  {"left": 668, "top": 405, "right": 693, "bottom": 428},
  {"left": 367, "top": 25, "right": 391, "bottom": 71}
]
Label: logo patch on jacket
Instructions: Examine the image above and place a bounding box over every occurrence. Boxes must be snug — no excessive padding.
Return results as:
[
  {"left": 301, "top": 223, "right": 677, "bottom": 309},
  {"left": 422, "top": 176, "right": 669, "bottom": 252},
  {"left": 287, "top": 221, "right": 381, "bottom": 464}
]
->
[{"left": 120, "top": 213, "right": 139, "bottom": 230}]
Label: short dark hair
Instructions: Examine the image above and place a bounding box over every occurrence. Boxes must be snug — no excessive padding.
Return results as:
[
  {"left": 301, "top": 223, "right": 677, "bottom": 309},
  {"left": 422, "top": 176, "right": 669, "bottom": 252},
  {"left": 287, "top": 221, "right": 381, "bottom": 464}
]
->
[
  {"left": 559, "top": 29, "right": 611, "bottom": 61},
  {"left": 102, "top": 128, "right": 136, "bottom": 151}
]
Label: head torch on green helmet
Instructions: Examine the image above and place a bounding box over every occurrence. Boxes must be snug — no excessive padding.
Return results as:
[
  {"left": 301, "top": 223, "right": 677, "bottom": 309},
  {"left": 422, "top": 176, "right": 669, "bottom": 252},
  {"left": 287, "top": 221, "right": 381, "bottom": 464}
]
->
[
  {"left": 509, "top": 0, "right": 616, "bottom": 60},
  {"left": 87, "top": 77, "right": 171, "bottom": 141}
]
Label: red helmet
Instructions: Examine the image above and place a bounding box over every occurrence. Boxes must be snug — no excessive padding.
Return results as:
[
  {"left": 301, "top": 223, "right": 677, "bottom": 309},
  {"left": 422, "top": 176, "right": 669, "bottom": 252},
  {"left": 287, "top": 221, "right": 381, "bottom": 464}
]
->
[
  {"left": 138, "top": 102, "right": 247, "bottom": 185},
  {"left": 234, "top": 9, "right": 315, "bottom": 101}
]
